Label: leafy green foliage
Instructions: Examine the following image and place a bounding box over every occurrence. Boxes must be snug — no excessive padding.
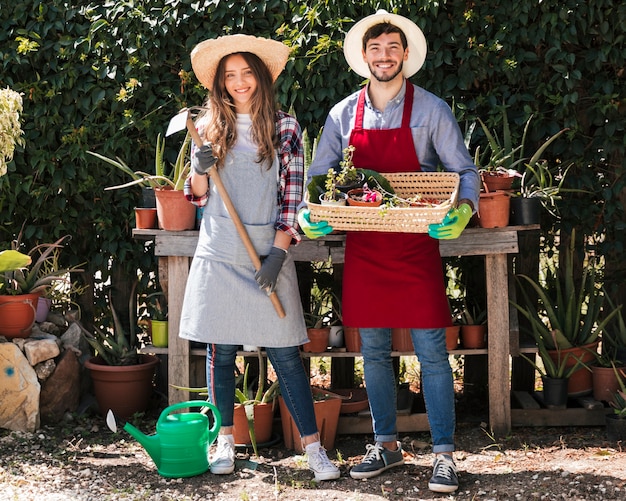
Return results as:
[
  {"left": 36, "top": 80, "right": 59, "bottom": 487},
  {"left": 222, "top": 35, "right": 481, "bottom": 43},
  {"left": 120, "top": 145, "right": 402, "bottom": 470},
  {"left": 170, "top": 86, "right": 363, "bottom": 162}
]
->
[{"left": 1, "top": 1, "right": 625, "bottom": 325}]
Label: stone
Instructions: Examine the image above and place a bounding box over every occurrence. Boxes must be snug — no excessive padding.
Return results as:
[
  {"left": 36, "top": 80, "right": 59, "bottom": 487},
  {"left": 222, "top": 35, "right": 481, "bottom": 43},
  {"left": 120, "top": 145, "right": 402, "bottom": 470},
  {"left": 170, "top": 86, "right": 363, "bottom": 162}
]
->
[
  {"left": 0, "top": 342, "right": 40, "bottom": 432},
  {"left": 40, "top": 350, "right": 80, "bottom": 423},
  {"left": 60, "top": 323, "right": 90, "bottom": 362},
  {"left": 23, "top": 338, "right": 60, "bottom": 366},
  {"left": 35, "top": 359, "right": 56, "bottom": 381}
]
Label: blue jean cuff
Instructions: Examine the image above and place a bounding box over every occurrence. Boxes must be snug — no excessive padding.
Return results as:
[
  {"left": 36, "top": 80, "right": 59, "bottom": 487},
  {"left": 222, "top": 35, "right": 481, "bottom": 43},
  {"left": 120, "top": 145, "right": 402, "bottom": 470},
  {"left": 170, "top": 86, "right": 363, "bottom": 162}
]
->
[
  {"left": 432, "top": 444, "right": 455, "bottom": 454},
  {"left": 374, "top": 434, "right": 398, "bottom": 444}
]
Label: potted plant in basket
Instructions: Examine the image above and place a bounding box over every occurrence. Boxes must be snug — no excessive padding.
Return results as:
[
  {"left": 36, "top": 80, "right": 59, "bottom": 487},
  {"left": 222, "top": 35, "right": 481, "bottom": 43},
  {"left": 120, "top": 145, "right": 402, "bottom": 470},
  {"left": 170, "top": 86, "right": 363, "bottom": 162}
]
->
[
  {"left": 80, "top": 288, "right": 160, "bottom": 419},
  {"left": 512, "top": 229, "right": 621, "bottom": 396},
  {"left": 0, "top": 234, "right": 81, "bottom": 338}
]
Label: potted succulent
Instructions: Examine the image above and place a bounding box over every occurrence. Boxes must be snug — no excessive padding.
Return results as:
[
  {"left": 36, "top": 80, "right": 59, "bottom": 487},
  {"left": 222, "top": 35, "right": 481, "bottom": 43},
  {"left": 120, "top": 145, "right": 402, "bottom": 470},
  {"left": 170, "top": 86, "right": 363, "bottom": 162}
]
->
[
  {"left": 232, "top": 351, "right": 280, "bottom": 456},
  {"left": 89, "top": 133, "right": 195, "bottom": 230},
  {"left": 0, "top": 234, "right": 80, "bottom": 338},
  {"left": 456, "top": 297, "right": 487, "bottom": 349},
  {"left": 347, "top": 183, "right": 383, "bottom": 207},
  {"left": 80, "top": 289, "right": 160, "bottom": 419},
  {"left": 302, "top": 261, "right": 336, "bottom": 352},
  {"left": 512, "top": 229, "right": 621, "bottom": 395},
  {"left": 606, "top": 365, "right": 626, "bottom": 442}
]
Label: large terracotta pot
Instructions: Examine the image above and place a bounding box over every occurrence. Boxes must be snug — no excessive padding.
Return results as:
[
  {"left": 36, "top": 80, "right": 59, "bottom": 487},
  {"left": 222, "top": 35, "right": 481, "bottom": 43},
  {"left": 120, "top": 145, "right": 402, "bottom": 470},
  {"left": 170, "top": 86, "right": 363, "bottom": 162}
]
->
[
  {"left": 461, "top": 324, "right": 487, "bottom": 349},
  {"left": 477, "top": 191, "right": 510, "bottom": 228},
  {"left": 85, "top": 354, "right": 160, "bottom": 419},
  {"left": 446, "top": 325, "right": 460, "bottom": 351},
  {"left": 547, "top": 342, "right": 598, "bottom": 396},
  {"left": 155, "top": 188, "right": 196, "bottom": 231},
  {"left": 232, "top": 402, "right": 275, "bottom": 446},
  {"left": 279, "top": 388, "right": 342, "bottom": 453},
  {"left": 0, "top": 293, "right": 39, "bottom": 338}
]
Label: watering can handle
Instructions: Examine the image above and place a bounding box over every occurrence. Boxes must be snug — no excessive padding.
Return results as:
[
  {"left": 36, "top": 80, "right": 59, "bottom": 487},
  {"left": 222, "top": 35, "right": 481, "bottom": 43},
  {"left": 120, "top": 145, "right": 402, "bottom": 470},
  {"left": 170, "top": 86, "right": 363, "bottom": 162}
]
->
[{"left": 159, "top": 400, "right": 221, "bottom": 433}]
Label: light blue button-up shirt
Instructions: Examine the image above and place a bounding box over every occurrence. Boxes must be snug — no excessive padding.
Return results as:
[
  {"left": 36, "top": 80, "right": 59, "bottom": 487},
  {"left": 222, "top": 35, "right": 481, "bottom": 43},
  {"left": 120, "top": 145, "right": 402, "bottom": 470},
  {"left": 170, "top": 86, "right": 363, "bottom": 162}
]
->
[{"left": 308, "top": 80, "right": 480, "bottom": 210}]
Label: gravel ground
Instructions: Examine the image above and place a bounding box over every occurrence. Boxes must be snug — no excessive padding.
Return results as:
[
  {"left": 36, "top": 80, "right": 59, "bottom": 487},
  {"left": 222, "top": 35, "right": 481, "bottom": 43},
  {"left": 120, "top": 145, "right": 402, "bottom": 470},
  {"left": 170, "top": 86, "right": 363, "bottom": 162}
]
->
[{"left": 2, "top": 408, "right": 626, "bottom": 501}]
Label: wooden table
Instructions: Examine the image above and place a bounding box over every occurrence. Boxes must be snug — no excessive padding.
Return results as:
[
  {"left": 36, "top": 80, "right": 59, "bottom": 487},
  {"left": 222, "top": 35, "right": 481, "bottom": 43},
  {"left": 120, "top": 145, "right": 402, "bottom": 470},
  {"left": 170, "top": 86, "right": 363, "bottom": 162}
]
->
[{"left": 134, "top": 225, "right": 537, "bottom": 437}]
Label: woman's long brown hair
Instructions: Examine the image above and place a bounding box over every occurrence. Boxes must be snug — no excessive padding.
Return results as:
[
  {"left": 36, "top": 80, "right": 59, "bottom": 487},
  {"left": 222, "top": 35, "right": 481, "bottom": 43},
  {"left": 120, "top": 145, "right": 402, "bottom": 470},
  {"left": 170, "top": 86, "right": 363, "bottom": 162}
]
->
[{"left": 200, "top": 52, "right": 279, "bottom": 169}]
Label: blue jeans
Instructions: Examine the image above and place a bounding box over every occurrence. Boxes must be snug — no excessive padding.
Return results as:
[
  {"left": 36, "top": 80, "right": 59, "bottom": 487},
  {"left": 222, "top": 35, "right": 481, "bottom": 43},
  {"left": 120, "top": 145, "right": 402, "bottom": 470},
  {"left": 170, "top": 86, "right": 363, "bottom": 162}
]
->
[
  {"left": 206, "top": 344, "right": 318, "bottom": 438},
  {"left": 359, "top": 328, "right": 455, "bottom": 454}
]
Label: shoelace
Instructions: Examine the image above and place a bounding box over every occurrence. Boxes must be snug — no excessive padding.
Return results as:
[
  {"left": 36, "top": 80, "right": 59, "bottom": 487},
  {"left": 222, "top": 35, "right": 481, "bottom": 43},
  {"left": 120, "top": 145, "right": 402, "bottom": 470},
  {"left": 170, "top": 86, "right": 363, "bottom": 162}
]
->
[
  {"left": 215, "top": 439, "right": 234, "bottom": 459},
  {"left": 310, "top": 447, "right": 335, "bottom": 470},
  {"left": 361, "top": 443, "right": 384, "bottom": 464},
  {"left": 433, "top": 456, "right": 456, "bottom": 480}
]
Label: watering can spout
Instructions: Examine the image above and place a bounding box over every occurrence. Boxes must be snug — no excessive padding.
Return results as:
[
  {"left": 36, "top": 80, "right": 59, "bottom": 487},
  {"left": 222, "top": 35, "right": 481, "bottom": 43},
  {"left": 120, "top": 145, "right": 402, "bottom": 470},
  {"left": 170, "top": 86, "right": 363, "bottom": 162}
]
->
[{"left": 123, "top": 422, "right": 161, "bottom": 467}]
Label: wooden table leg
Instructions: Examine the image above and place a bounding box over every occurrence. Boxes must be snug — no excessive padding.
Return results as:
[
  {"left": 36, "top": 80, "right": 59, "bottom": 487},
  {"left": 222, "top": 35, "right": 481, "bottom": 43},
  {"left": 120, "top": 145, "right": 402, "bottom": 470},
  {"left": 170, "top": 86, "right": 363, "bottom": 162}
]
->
[
  {"left": 167, "top": 256, "right": 191, "bottom": 404},
  {"left": 485, "top": 253, "right": 511, "bottom": 437}
]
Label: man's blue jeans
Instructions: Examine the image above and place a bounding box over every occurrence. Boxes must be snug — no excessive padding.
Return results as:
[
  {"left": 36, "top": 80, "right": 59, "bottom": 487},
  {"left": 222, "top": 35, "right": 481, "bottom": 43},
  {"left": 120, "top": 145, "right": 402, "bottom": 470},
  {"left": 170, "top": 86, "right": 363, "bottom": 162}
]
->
[
  {"left": 206, "top": 344, "right": 318, "bottom": 438},
  {"left": 359, "top": 327, "right": 455, "bottom": 453}
]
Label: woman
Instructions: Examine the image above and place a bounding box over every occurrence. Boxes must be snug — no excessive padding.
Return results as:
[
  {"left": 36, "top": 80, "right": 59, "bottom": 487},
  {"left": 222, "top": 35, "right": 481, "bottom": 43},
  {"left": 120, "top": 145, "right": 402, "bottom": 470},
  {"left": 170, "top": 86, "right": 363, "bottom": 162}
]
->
[{"left": 179, "top": 34, "right": 339, "bottom": 482}]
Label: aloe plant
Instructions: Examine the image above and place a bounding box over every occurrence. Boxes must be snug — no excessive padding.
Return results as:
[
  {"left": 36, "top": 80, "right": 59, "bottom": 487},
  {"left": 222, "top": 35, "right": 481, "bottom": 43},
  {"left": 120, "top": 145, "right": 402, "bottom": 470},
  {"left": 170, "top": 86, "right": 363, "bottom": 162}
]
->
[{"left": 512, "top": 229, "right": 621, "bottom": 350}]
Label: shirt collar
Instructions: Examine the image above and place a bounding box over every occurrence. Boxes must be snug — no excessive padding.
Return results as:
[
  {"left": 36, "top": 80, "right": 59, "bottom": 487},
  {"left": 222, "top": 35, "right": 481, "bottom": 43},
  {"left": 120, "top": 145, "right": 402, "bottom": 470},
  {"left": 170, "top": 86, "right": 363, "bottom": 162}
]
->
[{"left": 364, "top": 79, "right": 407, "bottom": 111}]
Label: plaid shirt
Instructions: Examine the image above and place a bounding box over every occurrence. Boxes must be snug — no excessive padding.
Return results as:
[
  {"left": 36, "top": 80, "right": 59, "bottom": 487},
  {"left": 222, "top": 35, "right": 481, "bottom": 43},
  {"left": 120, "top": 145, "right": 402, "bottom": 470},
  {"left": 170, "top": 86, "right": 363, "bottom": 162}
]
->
[{"left": 184, "top": 110, "right": 304, "bottom": 244}]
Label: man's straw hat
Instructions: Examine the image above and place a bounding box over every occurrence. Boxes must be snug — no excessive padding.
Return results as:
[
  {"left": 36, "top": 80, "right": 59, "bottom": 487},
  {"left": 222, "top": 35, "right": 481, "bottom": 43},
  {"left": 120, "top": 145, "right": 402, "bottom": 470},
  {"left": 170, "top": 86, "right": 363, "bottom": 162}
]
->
[
  {"left": 191, "top": 34, "right": 290, "bottom": 90},
  {"left": 343, "top": 10, "right": 427, "bottom": 79}
]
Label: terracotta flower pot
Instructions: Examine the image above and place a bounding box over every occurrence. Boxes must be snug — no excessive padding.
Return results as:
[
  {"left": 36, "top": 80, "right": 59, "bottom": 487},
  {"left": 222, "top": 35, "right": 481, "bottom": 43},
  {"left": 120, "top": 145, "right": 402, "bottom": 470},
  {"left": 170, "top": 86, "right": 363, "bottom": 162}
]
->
[
  {"left": 391, "top": 328, "right": 413, "bottom": 352},
  {"left": 85, "top": 354, "right": 160, "bottom": 419},
  {"left": 481, "top": 172, "right": 515, "bottom": 192},
  {"left": 232, "top": 402, "right": 275, "bottom": 446},
  {"left": 279, "top": 388, "right": 342, "bottom": 452},
  {"left": 461, "top": 324, "right": 487, "bottom": 349},
  {"left": 155, "top": 188, "right": 196, "bottom": 231},
  {"left": 592, "top": 365, "right": 621, "bottom": 403},
  {"left": 446, "top": 325, "right": 460, "bottom": 351},
  {"left": 303, "top": 327, "right": 330, "bottom": 353},
  {"left": 477, "top": 190, "right": 510, "bottom": 228},
  {"left": 547, "top": 342, "right": 598, "bottom": 396},
  {"left": 344, "top": 327, "right": 361, "bottom": 352},
  {"left": 135, "top": 207, "right": 158, "bottom": 229},
  {"left": 0, "top": 293, "right": 39, "bottom": 338},
  {"left": 347, "top": 188, "right": 382, "bottom": 207}
]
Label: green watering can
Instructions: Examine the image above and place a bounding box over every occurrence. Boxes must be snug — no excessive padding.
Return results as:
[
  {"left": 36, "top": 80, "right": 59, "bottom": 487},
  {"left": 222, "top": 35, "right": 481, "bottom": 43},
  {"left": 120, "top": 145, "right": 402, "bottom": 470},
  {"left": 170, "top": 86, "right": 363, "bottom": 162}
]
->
[{"left": 123, "top": 400, "right": 221, "bottom": 478}]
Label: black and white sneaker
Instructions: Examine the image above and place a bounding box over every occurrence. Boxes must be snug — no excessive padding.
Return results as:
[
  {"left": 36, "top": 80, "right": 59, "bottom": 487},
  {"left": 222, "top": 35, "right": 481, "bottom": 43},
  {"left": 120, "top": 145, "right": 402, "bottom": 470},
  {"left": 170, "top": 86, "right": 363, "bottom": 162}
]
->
[
  {"left": 428, "top": 454, "right": 459, "bottom": 493},
  {"left": 349, "top": 442, "right": 404, "bottom": 479}
]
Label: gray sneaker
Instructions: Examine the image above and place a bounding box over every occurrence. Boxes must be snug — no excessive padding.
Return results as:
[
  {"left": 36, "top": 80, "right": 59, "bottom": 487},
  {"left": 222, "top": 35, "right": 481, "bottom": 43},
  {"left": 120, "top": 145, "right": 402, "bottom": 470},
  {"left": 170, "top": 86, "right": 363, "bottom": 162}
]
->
[
  {"left": 349, "top": 442, "right": 404, "bottom": 479},
  {"left": 306, "top": 444, "right": 340, "bottom": 481},
  {"left": 210, "top": 435, "right": 235, "bottom": 475},
  {"left": 428, "top": 454, "right": 459, "bottom": 493}
]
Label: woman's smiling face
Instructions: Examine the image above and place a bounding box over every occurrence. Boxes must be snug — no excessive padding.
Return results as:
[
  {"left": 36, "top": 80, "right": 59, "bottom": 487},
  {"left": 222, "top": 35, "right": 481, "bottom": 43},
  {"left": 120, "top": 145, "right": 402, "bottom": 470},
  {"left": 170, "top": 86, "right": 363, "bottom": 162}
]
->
[{"left": 223, "top": 53, "right": 257, "bottom": 113}]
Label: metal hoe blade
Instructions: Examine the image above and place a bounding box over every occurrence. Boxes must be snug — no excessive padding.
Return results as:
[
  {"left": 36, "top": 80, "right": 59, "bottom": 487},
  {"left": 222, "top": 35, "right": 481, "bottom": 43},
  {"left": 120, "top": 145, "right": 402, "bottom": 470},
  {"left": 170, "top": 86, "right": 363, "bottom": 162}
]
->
[{"left": 165, "top": 108, "right": 190, "bottom": 137}]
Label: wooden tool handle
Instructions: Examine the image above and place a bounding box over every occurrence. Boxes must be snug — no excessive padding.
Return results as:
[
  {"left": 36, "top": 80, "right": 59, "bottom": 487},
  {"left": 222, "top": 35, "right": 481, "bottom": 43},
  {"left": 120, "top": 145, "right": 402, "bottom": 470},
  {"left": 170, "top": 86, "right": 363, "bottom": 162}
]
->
[{"left": 185, "top": 116, "right": 286, "bottom": 319}]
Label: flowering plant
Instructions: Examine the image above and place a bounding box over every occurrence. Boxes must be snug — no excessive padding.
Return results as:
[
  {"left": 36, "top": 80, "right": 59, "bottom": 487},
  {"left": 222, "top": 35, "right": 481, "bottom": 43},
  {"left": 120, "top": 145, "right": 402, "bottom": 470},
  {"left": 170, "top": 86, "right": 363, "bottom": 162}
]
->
[{"left": 0, "top": 88, "right": 25, "bottom": 177}]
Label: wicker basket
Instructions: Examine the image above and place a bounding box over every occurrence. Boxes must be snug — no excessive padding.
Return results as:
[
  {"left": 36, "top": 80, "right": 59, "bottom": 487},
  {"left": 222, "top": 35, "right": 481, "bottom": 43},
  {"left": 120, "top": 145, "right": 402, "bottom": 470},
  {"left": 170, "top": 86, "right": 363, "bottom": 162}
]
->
[{"left": 307, "top": 172, "right": 459, "bottom": 233}]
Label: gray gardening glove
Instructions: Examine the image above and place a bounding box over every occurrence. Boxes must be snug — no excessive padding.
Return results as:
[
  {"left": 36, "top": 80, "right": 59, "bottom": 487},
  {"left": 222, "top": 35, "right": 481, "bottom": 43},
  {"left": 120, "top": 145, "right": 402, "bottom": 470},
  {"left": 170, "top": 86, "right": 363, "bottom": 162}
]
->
[
  {"left": 255, "top": 246, "right": 287, "bottom": 293},
  {"left": 191, "top": 143, "right": 217, "bottom": 175}
]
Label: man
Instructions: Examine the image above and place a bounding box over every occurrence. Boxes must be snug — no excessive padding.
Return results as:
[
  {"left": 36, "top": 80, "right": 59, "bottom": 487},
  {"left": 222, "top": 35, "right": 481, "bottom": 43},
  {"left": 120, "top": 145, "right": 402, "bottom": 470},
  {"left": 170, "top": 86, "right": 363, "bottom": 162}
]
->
[{"left": 298, "top": 10, "right": 480, "bottom": 493}]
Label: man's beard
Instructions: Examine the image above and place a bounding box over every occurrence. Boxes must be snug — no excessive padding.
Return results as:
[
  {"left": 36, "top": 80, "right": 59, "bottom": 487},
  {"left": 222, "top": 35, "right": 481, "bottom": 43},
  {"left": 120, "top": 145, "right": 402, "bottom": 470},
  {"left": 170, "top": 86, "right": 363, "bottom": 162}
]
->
[{"left": 368, "top": 60, "right": 403, "bottom": 82}]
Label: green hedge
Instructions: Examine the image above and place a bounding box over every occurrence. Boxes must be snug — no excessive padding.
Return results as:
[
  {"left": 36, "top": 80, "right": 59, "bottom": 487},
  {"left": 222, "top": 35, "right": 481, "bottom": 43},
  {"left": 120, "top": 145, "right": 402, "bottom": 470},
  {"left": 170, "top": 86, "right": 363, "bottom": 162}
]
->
[{"left": 1, "top": 0, "right": 625, "bottom": 324}]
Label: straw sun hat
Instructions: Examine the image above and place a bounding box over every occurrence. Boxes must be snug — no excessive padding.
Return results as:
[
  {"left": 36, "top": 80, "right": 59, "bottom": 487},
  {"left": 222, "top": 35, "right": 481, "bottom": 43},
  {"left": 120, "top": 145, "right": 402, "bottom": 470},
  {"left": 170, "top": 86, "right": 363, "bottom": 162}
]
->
[
  {"left": 191, "top": 34, "right": 291, "bottom": 90},
  {"left": 343, "top": 10, "right": 427, "bottom": 79}
]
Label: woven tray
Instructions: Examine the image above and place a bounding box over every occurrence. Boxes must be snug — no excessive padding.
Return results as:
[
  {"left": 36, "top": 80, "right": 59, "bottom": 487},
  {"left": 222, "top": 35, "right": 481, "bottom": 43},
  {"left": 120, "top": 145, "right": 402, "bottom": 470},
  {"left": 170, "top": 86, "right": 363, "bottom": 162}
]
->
[{"left": 307, "top": 172, "right": 459, "bottom": 233}]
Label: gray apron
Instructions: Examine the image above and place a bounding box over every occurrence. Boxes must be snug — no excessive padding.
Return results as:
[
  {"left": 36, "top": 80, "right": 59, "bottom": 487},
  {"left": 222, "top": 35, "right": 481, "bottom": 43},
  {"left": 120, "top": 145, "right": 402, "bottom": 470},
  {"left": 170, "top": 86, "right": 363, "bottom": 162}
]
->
[{"left": 179, "top": 149, "right": 308, "bottom": 347}]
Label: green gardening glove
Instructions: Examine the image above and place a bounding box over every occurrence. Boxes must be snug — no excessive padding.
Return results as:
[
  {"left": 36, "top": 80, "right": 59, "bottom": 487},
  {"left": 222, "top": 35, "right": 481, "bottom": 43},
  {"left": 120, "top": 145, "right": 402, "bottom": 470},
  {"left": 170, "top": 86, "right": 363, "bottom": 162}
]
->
[
  {"left": 428, "top": 203, "right": 472, "bottom": 240},
  {"left": 297, "top": 209, "right": 333, "bottom": 239}
]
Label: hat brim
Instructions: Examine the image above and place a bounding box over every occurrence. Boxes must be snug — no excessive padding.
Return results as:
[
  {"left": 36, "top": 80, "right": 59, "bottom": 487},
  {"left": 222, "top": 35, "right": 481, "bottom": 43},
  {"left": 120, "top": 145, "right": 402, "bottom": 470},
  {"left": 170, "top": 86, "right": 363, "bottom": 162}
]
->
[
  {"left": 191, "top": 34, "right": 290, "bottom": 90},
  {"left": 343, "top": 11, "right": 427, "bottom": 79}
]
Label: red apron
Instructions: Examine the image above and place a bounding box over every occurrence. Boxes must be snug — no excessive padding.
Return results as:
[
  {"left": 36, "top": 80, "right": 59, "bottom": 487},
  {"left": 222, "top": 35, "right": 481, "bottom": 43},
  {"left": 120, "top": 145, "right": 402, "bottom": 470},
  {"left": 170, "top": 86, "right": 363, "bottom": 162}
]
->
[{"left": 342, "top": 83, "right": 451, "bottom": 328}]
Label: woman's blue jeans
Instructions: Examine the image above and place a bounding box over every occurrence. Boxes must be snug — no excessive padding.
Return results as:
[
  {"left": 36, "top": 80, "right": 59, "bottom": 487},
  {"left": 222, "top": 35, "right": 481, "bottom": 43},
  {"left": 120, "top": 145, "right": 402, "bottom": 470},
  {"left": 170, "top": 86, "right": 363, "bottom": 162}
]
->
[
  {"left": 359, "top": 327, "right": 455, "bottom": 453},
  {"left": 206, "top": 344, "right": 318, "bottom": 438}
]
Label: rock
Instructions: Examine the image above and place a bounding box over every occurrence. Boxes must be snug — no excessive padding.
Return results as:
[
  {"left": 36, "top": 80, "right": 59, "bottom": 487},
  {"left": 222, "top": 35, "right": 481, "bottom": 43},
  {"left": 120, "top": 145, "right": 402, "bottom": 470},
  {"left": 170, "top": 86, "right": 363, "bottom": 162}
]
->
[
  {"left": 23, "top": 338, "right": 60, "bottom": 366},
  {"left": 0, "top": 342, "right": 41, "bottom": 432},
  {"left": 35, "top": 359, "right": 56, "bottom": 381},
  {"left": 60, "top": 323, "right": 90, "bottom": 362},
  {"left": 40, "top": 350, "right": 80, "bottom": 423}
]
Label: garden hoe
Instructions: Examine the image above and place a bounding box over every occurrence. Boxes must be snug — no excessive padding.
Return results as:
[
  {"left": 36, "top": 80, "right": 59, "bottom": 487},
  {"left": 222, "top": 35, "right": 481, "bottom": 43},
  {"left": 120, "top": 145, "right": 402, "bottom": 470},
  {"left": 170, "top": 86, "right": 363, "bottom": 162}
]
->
[{"left": 165, "top": 108, "right": 285, "bottom": 318}]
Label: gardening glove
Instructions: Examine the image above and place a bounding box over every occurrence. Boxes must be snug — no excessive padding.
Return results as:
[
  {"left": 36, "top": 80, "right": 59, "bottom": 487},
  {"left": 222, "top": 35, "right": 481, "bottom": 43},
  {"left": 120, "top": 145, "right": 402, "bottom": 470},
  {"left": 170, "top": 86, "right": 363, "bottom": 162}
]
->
[
  {"left": 428, "top": 203, "right": 472, "bottom": 240},
  {"left": 255, "top": 246, "right": 287, "bottom": 293},
  {"left": 297, "top": 209, "right": 333, "bottom": 239},
  {"left": 191, "top": 143, "right": 217, "bottom": 175}
]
